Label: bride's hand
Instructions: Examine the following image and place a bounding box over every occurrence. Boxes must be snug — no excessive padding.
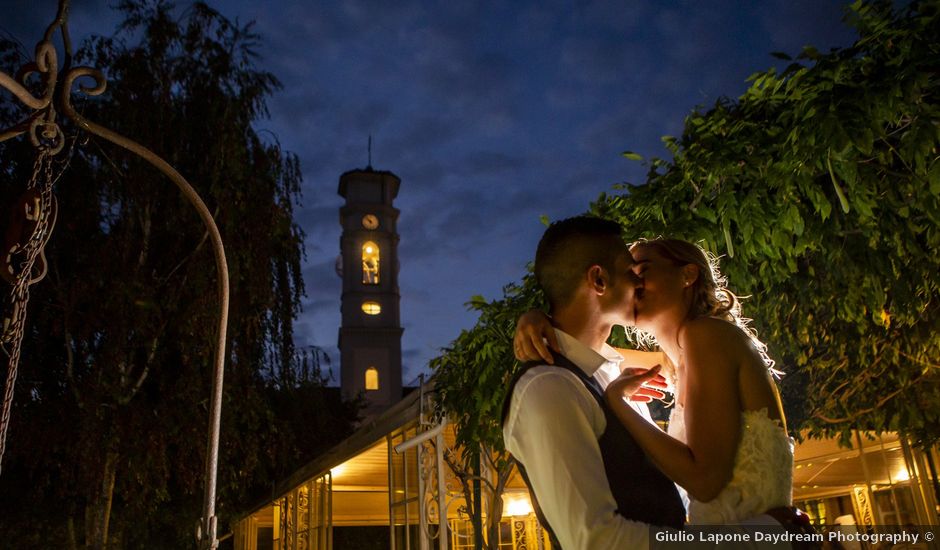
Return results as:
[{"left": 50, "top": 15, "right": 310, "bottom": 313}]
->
[
  {"left": 605, "top": 365, "right": 668, "bottom": 403},
  {"left": 513, "top": 310, "right": 559, "bottom": 364}
]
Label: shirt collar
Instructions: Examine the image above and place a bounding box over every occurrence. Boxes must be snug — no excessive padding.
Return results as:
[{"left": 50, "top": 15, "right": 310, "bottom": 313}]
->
[{"left": 553, "top": 328, "right": 623, "bottom": 377}]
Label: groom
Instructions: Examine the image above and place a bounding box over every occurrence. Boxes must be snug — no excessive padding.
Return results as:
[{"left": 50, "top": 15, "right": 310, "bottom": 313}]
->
[{"left": 502, "top": 216, "right": 685, "bottom": 548}]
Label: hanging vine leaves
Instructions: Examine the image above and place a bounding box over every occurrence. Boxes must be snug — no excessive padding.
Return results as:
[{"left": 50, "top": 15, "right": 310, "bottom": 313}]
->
[{"left": 592, "top": 0, "right": 940, "bottom": 446}]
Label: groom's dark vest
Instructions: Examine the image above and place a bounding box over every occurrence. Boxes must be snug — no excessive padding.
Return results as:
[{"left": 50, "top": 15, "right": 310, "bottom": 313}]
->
[{"left": 501, "top": 354, "right": 685, "bottom": 546}]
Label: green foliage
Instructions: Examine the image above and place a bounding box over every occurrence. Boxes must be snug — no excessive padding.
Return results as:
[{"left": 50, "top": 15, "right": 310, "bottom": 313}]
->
[
  {"left": 430, "top": 278, "right": 545, "bottom": 549},
  {"left": 622, "top": 150, "right": 644, "bottom": 161},
  {"left": 429, "top": 277, "right": 545, "bottom": 467},
  {"left": 593, "top": 0, "right": 940, "bottom": 445},
  {"left": 431, "top": 0, "right": 940, "bottom": 467}
]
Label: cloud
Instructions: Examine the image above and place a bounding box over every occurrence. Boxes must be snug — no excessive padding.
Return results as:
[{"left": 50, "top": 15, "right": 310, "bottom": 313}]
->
[
  {"left": 383, "top": 115, "right": 464, "bottom": 158},
  {"left": 459, "top": 150, "right": 528, "bottom": 176}
]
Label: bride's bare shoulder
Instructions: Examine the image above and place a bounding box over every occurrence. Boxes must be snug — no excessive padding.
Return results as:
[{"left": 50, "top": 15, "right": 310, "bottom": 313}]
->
[
  {"left": 682, "top": 316, "right": 740, "bottom": 338},
  {"left": 681, "top": 317, "right": 752, "bottom": 356}
]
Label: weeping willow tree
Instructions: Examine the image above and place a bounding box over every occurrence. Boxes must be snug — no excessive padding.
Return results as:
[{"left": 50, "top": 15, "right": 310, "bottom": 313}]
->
[
  {"left": 432, "top": 1, "right": 939, "bottom": 543},
  {"left": 0, "top": 1, "right": 357, "bottom": 547}
]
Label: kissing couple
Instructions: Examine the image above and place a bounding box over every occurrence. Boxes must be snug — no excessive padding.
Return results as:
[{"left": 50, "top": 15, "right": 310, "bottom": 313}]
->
[{"left": 502, "top": 216, "right": 816, "bottom": 549}]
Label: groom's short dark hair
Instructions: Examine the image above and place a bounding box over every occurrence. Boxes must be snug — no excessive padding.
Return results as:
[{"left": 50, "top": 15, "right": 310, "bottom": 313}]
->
[{"left": 534, "top": 216, "right": 627, "bottom": 310}]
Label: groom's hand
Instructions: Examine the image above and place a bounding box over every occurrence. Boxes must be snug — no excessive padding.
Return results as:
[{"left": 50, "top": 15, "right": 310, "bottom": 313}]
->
[{"left": 606, "top": 365, "right": 668, "bottom": 403}]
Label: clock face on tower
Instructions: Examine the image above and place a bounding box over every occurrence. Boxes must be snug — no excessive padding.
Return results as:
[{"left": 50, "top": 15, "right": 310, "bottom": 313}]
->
[{"left": 362, "top": 214, "right": 379, "bottom": 230}]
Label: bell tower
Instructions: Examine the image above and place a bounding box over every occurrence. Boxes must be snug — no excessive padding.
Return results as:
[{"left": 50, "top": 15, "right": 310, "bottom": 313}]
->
[{"left": 336, "top": 167, "right": 403, "bottom": 414}]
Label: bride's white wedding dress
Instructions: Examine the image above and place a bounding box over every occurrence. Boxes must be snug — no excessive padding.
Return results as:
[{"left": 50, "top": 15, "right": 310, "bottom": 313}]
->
[{"left": 667, "top": 402, "right": 795, "bottom": 524}]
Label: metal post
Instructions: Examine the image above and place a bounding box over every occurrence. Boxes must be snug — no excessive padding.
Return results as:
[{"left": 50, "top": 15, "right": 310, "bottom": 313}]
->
[
  {"left": 436, "top": 431, "right": 449, "bottom": 550},
  {"left": 417, "top": 438, "right": 428, "bottom": 550}
]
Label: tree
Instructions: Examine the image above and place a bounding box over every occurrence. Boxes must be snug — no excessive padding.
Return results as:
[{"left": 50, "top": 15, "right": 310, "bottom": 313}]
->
[
  {"left": 429, "top": 283, "right": 544, "bottom": 550},
  {"left": 592, "top": 0, "right": 939, "bottom": 445},
  {"left": 0, "top": 1, "right": 358, "bottom": 547},
  {"left": 431, "top": 1, "right": 939, "bottom": 543}
]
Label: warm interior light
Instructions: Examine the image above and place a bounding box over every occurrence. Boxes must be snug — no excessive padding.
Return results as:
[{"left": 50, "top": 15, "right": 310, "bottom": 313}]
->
[
  {"left": 502, "top": 492, "right": 533, "bottom": 517},
  {"left": 272, "top": 504, "right": 281, "bottom": 539},
  {"left": 893, "top": 467, "right": 911, "bottom": 482},
  {"left": 362, "top": 241, "right": 380, "bottom": 284},
  {"left": 331, "top": 463, "right": 347, "bottom": 480},
  {"left": 365, "top": 367, "right": 379, "bottom": 390},
  {"left": 362, "top": 301, "right": 381, "bottom": 315}
]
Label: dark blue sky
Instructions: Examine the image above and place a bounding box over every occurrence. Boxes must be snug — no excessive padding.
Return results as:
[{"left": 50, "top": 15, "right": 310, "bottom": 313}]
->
[{"left": 3, "top": 0, "right": 858, "bottom": 385}]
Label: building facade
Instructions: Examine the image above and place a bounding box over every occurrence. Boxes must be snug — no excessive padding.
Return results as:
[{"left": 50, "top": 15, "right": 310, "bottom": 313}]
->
[
  {"left": 231, "top": 383, "right": 549, "bottom": 550},
  {"left": 230, "top": 380, "right": 940, "bottom": 550}
]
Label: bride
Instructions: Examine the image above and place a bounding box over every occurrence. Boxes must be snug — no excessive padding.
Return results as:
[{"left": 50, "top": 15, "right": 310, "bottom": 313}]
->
[{"left": 515, "top": 238, "right": 807, "bottom": 530}]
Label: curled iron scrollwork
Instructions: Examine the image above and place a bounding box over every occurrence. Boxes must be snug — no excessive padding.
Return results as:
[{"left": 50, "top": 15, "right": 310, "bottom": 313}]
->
[{"left": 0, "top": 1, "right": 230, "bottom": 548}]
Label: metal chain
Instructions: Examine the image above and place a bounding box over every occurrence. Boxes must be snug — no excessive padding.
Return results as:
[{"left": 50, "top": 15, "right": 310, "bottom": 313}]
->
[
  {"left": 0, "top": 148, "right": 56, "bottom": 474},
  {"left": 1, "top": 5, "right": 228, "bottom": 543}
]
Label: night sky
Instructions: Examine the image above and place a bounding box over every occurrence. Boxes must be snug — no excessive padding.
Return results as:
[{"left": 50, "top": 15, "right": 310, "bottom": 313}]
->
[{"left": 3, "top": 0, "right": 858, "bottom": 385}]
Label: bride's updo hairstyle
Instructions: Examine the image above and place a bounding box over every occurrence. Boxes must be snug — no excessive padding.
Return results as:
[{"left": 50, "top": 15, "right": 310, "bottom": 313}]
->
[{"left": 630, "top": 238, "right": 778, "bottom": 373}]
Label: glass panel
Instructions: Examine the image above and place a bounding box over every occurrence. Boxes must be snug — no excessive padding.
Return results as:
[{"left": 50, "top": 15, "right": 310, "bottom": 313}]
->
[
  {"left": 390, "top": 425, "right": 419, "bottom": 505},
  {"left": 390, "top": 445, "right": 405, "bottom": 505},
  {"left": 257, "top": 526, "right": 274, "bottom": 550},
  {"left": 449, "top": 519, "right": 475, "bottom": 550},
  {"left": 389, "top": 424, "right": 425, "bottom": 550},
  {"left": 499, "top": 519, "right": 514, "bottom": 549},
  {"left": 272, "top": 503, "right": 282, "bottom": 550},
  {"left": 361, "top": 301, "right": 382, "bottom": 315},
  {"left": 795, "top": 498, "right": 828, "bottom": 526},
  {"left": 405, "top": 444, "right": 419, "bottom": 497},
  {"left": 874, "top": 485, "right": 918, "bottom": 525},
  {"left": 392, "top": 523, "right": 407, "bottom": 550},
  {"left": 406, "top": 499, "right": 419, "bottom": 526}
]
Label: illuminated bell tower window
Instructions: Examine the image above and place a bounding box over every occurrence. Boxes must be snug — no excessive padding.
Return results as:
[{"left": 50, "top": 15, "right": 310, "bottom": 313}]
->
[
  {"left": 362, "top": 241, "right": 380, "bottom": 284},
  {"left": 361, "top": 301, "right": 382, "bottom": 315},
  {"left": 365, "top": 367, "right": 379, "bottom": 391}
]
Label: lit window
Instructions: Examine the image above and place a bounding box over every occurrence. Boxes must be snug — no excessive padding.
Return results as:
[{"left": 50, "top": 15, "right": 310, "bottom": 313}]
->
[
  {"left": 362, "top": 241, "right": 380, "bottom": 284},
  {"left": 361, "top": 301, "right": 382, "bottom": 315},
  {"left": 365, "top": 367, "right": 379, "bottom": 391}
]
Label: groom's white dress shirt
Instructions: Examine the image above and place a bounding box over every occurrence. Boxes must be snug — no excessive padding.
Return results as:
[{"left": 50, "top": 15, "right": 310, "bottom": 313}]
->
[{"left": 503, "top": 329, "right": 658, "bottom": 550}]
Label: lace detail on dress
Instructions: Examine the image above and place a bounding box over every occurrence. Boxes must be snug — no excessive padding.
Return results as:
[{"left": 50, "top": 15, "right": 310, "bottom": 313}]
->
[{"left": 667, "top": 405, "right": 794, "bottom": 524}]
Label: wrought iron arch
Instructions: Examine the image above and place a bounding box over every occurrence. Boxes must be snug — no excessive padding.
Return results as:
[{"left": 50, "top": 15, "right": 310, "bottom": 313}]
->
[{"left": 0, "top": 1, "right": 229, "bottom": 547}]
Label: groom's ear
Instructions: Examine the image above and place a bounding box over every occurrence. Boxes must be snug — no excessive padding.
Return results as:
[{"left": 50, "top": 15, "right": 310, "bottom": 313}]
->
[
  {"left": 682, "top": 264, "right": 700, "bottom": 286},
  {"left": 587, "top": 265, "right": 608, "bottom": 293}
]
